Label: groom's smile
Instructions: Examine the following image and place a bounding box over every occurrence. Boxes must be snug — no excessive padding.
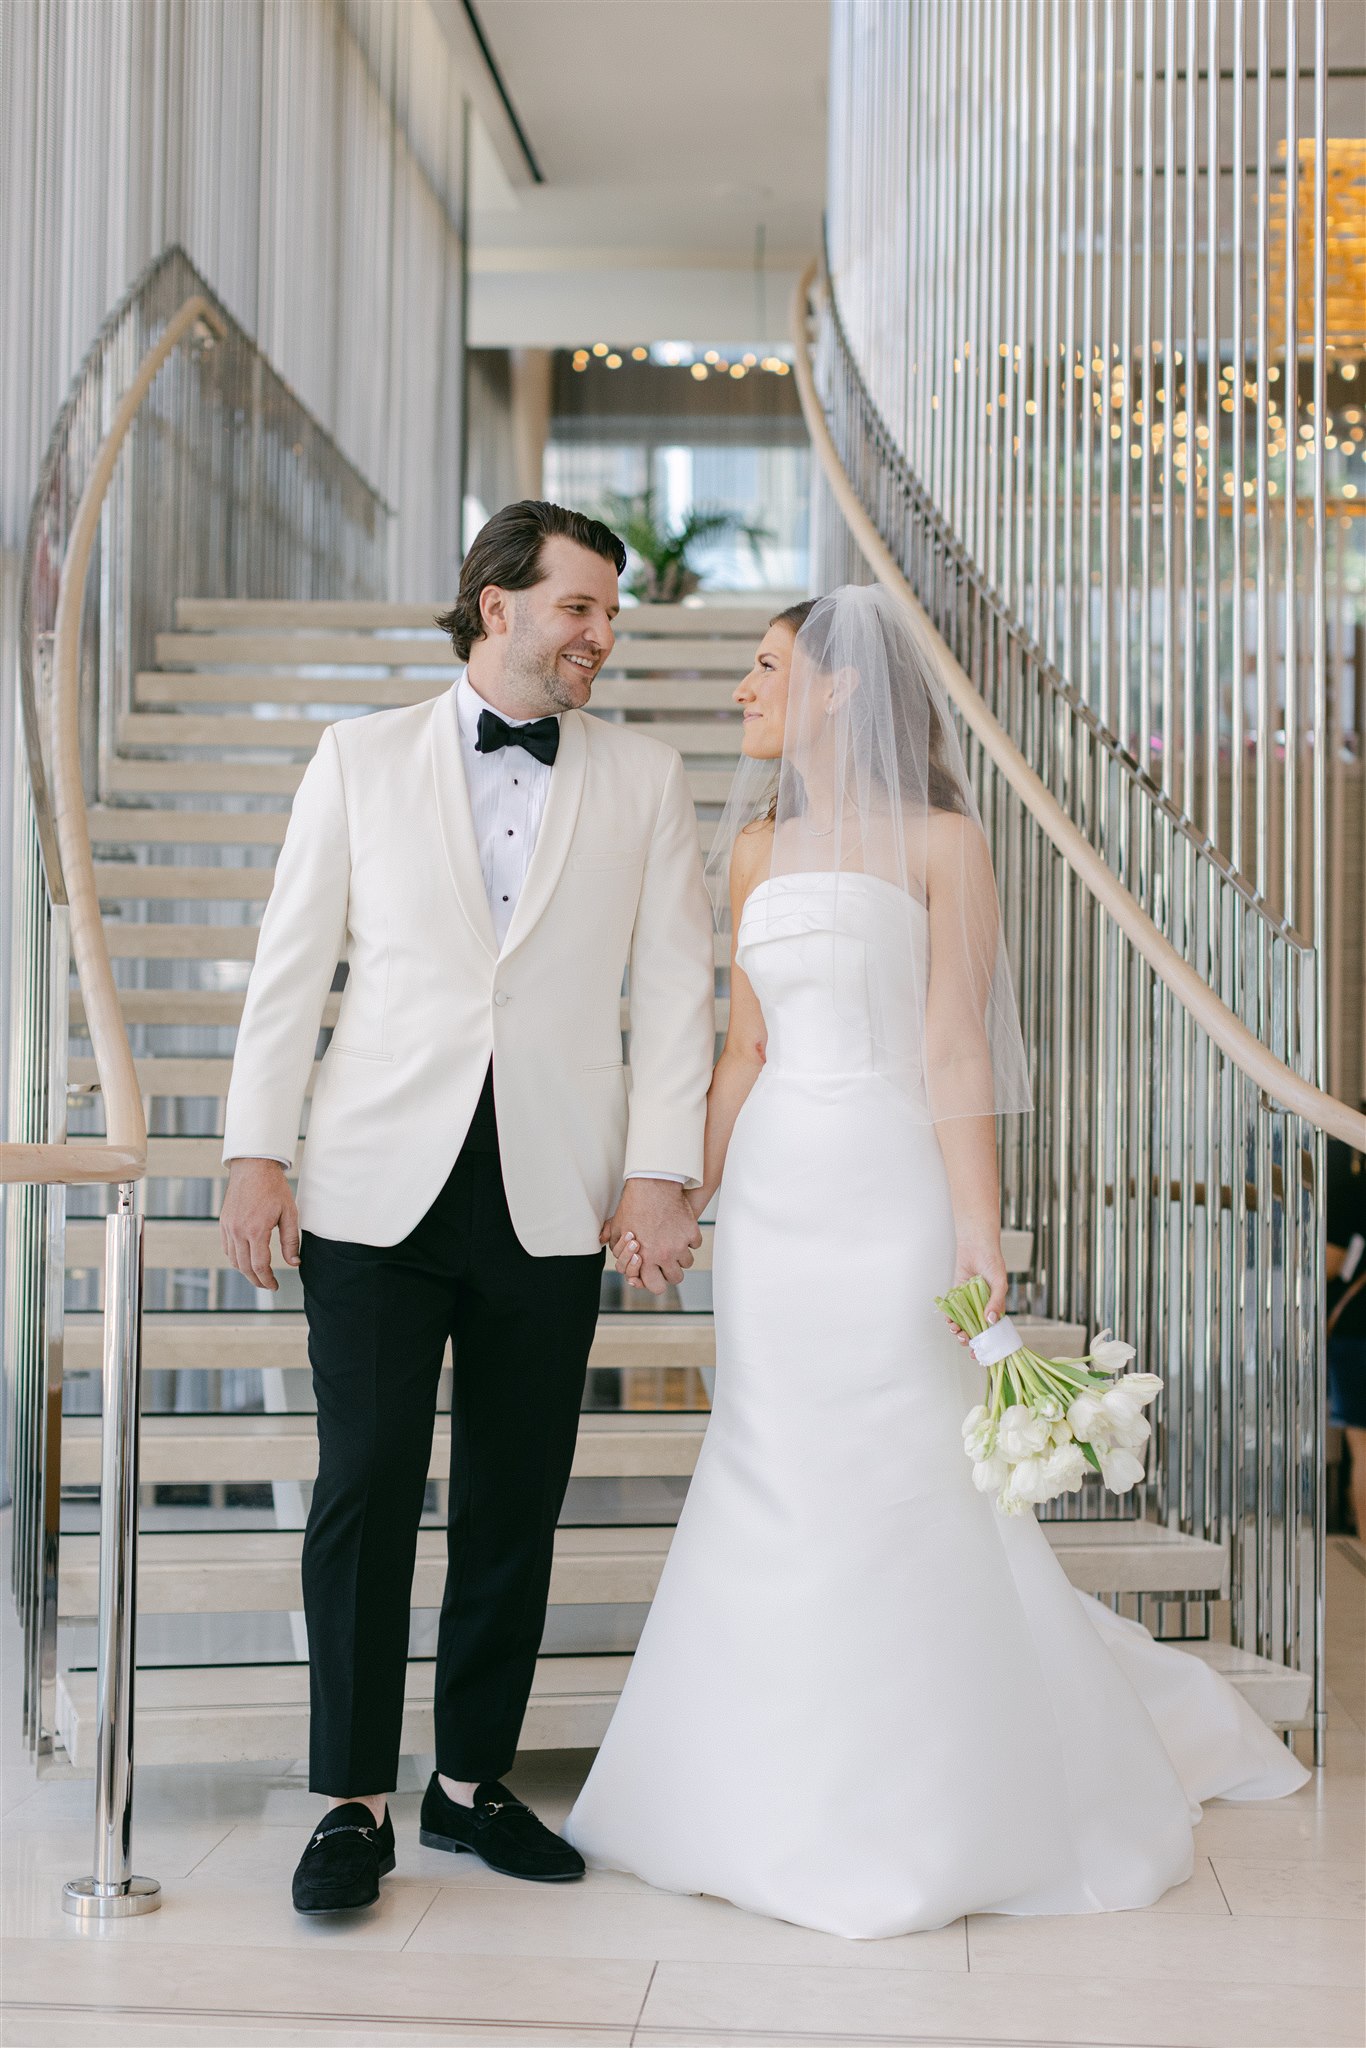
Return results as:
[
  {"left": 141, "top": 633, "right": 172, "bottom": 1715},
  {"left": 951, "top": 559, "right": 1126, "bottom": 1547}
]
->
[{"left": 473, "top": 532, "right": 621, "bottom": 717}]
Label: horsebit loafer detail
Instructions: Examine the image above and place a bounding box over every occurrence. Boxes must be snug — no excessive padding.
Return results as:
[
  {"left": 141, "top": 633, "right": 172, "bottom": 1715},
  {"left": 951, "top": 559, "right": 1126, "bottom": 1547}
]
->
[
  {"left": 291, "top": 1801, "right": 396, "bottom": 1914},
  {"left": 418, "top": 1774, "right": 585, "bottom": 1881}
]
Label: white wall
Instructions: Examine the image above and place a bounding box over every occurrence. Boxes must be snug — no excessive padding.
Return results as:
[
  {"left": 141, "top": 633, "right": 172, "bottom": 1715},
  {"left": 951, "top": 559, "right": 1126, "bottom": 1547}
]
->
[{"left": 469, "top": 265, "right": 805, "bottom": 351}]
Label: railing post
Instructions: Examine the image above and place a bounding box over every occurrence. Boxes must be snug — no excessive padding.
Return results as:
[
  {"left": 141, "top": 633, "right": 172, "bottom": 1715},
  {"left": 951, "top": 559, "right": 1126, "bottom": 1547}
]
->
[{"left": 62, "top": 1181, "right": 159, "bottom": 1918}]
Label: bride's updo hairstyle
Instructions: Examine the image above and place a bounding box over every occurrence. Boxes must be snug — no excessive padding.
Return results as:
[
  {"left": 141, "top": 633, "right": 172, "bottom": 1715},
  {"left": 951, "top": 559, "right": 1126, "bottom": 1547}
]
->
[{"left": 708, "top": 583, "right": 1033, "bottom": 1123}]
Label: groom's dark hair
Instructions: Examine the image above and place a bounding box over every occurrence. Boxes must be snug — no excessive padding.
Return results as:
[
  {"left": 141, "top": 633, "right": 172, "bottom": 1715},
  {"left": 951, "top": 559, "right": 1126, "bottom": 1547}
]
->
[{"left": 436, "top": 500, "right": 627, "bottom": 660}]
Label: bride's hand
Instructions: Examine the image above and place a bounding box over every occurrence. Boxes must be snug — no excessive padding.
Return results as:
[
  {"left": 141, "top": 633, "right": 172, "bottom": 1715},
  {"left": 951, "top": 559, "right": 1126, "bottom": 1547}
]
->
[{"left": 944, "top": 1238, "right": 1007, "bottom": 1345}]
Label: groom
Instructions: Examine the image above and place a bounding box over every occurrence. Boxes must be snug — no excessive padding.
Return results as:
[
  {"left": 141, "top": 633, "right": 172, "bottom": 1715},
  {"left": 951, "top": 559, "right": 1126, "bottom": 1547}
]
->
[{"left": 219, "top": 500, "right": 715, "bottom": 1913}]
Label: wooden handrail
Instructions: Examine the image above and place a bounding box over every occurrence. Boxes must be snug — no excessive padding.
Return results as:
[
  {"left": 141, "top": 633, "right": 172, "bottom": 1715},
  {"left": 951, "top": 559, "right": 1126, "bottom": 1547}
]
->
[
  {"left": 1, "top": 294, "right": 227, "bottom": 1188},
  {"left": 792, "top": 260, "right": 1366, "bottom": 1154}
]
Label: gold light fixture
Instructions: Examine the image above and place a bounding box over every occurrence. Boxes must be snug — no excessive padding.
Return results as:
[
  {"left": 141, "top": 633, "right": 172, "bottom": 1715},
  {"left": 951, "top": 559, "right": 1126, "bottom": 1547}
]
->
[{"left": 1269, "top": 139, "right": 1366, "bottom": 356}]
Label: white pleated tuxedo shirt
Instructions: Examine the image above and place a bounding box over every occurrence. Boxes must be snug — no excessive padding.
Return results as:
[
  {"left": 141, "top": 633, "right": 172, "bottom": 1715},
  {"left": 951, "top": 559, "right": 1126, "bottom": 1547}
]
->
[
  {"left": 456, "top": 672, "right": 555, "bottom": 950},
  {"left": 456, "top": 673, "right": 684, "bottom": 1186}
]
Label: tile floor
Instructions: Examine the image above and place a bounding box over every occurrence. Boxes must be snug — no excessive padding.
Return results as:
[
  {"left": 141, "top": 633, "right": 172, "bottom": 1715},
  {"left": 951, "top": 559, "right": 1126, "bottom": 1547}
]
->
[{"left": 1, "top": 1538, "right": 1362, "bottom": 2048}]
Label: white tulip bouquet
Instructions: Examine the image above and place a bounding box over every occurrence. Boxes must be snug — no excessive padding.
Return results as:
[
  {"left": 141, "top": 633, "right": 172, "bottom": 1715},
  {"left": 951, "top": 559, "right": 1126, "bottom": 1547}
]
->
[{"left": 935, "top": 1275, "right": 1163, "bottom": 1516}]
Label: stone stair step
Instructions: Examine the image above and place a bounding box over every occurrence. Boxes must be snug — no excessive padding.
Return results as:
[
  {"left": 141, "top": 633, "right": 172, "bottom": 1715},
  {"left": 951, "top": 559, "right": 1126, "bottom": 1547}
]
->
[
  {"left": 63, "top": 1305, "right": 1070, "bottom": 1380},
  {"left": 154, "top": 631, "right": 764, "bottom": 674},
  {"left": 1042, "top": 1519, "right": 1228, "bottom": 1595},
  {"left": 135, "top": 671, "right": 742, "bottom": 713},
  {"left": 122, "top": 713, "right": 346, "bottom": 752},
  {"left": 120, "top": 711, "right": 744, "bottom": 757},
  {"left": 53, "top": 1631, "right": 1306, "bottom": 1770},
  {"left": 156, "top": 632, "right": 460, "bottom": 671},
  {"left": 105, "top": 758, "right": 305, "bottom": 797},
  {"left": 88, "top": 806, "right": 293, "bottom": 846},
  {"left": 96, "top": 927, "right": 261, "bottom": 961},
  {"left": 174, "top": 598, "right": 778, "bottom": 634},
  {"left": 103, "top": 753, "right": 735, "bottom": 805},
  {"left": 66, "top": 1218, "right": 713, "bottom": 1274},
  {"left": 136, "top": 670, "right": 445, "bottom": 708},
  {"left": 87, "top": 803, "right": 716, "bottom": 854},
  {"left": 69, "top": 1054, "right": 296, "bottom": 1095},
  {"left": 141, "top": 1136, "right": 301, "bottom": 1177},
  {"left": 63, "top": 1309, "right": 716, "bottom": 1377},
  {"left": 64, "top": 1216, "right": 1034, "bottom": 1279},
  {"left": 1177, "top": 1640, "right": 1314, "bottom": 1727},
  {"left": 58, "top": 1524, "right": 678, "bottom": 1619},
  {"left": 79, "top": 924, "right": 734, "bottom": 970},
  {"left": 55, "top": 1518, "right": 1223, "bottom": 1622},
  {"left": 55, "top": 1654, "right": 633, "bottom": 1768},
  {"left": 177, "top": 602, "right": 454, "bottom": 631},
  {"left": 60, "top": 1403, "right": 712, "bottom": 1488},
  {"left": 72, "top": 990, "right": 339, "bottom": 1031},
  {"left": 94, "top": 863, "right": 276, "bottom": 902},
  {"left": 72, "top": 989, "right": 725, "bottom": 1034}
]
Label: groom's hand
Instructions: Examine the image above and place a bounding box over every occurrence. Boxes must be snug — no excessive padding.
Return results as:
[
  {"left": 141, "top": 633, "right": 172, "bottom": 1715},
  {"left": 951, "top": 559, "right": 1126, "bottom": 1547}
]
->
[
  {"left": 601, "top": 1179, "right": 702, "bottom": 1296},
  {"left": 220, "top": 1158, "right": 300, "bottom": 1292}
]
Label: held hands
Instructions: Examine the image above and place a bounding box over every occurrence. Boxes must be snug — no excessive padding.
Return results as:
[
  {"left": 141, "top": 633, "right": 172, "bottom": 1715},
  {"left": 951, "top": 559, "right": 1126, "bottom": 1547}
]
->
[
  {"left": 220, "top": 1158, "right": 300, "bottom": 1292},
  {"left": 601, "top": 1179, "right": 703, "bottom": 1295},
  {"left": 943, "top": 1234, "right": 1007, "bottom": 1345}
]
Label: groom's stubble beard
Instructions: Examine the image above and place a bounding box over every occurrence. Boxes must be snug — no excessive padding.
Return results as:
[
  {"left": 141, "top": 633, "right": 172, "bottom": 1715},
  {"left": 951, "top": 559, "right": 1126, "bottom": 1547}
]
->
[{"left": 504, "top": 605, "right": 596, "bottom": 716}]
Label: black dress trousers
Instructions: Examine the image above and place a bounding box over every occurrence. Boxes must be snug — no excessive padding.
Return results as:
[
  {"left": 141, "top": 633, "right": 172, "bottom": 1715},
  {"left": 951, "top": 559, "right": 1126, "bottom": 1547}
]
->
[{"left": 298, "top": 1066, "right": 605, "bottom": 1793}]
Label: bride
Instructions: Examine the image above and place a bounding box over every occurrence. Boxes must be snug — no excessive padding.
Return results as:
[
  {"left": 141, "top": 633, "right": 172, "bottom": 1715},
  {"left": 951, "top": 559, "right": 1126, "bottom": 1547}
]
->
[{"left": 565, "top": 585, "right": 1308, "bottom": 1940}]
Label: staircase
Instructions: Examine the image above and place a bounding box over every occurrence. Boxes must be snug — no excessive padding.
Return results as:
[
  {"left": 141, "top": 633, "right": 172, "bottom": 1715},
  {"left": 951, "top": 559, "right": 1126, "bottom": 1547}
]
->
[{"left": 49, "top": 595, "right": 1308, "bottom": 1772}]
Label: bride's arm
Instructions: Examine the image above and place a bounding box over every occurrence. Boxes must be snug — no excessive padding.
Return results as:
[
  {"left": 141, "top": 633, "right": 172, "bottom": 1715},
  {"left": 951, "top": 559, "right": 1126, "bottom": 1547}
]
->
[
  {"left": 690, "top": 828, "right": 771, "bottom": 1212},
  {"left": 691, "top": 972, "right": 766, "bottom": 1217},
  {"left": 613, "top": 831, "right": 768, "bottom": 1282},
  {"left": 924, "top": 814, "right": 1008, "bottom": 1325}
]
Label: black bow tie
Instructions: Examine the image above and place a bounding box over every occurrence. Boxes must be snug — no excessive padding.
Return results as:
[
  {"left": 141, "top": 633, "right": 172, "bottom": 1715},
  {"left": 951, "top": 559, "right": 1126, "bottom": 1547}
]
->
[{"left": 476, "top": 707, "right": 560, "bottom": 767}]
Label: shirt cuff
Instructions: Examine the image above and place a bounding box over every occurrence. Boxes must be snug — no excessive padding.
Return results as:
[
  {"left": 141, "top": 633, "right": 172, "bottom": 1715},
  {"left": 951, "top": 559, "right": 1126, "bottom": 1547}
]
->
[{"left": 624, "top": 1171, "right": 687, "bottom": 1184}]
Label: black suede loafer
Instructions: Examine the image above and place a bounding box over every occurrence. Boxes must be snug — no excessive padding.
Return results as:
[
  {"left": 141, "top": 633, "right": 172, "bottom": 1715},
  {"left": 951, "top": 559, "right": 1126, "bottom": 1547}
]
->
[
  {"left": 292, "top": 1801, "right": 395, "bottom": 1914},
  {"left": 419, "top": 1774, "right": 585, "bottom": 1881}
]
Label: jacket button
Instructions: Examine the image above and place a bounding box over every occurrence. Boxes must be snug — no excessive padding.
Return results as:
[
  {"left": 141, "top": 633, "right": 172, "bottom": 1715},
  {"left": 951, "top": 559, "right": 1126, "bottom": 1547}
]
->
[{"left": 493, "top": 991, "right": 510, "bottom": 1007}]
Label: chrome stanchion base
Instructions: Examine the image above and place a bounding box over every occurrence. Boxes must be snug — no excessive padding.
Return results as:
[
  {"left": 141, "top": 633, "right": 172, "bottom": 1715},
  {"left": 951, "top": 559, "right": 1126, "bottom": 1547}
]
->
[{"left": 62, "top": 1874, "right": 161, "bottom": 1919}]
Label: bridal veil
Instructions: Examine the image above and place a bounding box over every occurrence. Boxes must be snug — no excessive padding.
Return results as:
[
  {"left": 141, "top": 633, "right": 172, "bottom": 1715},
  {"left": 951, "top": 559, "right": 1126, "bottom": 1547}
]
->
[{"left": 706, "top": 583, "right": 1033, "bottom": 1123}]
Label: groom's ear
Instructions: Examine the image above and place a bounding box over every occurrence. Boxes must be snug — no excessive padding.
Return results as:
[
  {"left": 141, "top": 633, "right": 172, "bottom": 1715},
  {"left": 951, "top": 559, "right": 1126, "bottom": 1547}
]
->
[{"left": 479, "top": 583, "right": 512, "bottom": 639}]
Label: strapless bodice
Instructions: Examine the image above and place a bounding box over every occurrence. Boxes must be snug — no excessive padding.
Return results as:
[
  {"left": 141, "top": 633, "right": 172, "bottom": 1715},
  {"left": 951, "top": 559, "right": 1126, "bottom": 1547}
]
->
[{"left": 735, "top": 870, "right": 928, "bottom": 1090}]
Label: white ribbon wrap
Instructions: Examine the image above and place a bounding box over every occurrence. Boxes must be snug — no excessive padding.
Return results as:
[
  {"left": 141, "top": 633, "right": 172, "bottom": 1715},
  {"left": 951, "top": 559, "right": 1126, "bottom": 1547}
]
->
[{"left": 968, "top": 1317, "right": 1025, "bottom": 1368}]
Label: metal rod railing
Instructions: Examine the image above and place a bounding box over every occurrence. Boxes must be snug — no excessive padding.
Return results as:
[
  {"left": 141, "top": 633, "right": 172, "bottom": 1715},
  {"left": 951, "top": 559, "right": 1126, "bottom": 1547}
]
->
[
  {"left": 797, "top": 246, "right": 1360, "bottom": 1768},
  {"left": 795, "top": 260, "right": 1364, "bottom": 1151},
  {"left": 61, "top": 1188, "right": 159, "bottom": 1920},
  {"left": 13, "top": 291, "right": 230, "bottom": 1920},
  {"left": 5, "top": 245, "right": 389, "bottom": 1917}
]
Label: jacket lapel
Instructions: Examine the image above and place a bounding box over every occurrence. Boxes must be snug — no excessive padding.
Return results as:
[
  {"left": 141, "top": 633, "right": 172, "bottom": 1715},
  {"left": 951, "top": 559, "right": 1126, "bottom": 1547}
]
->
[
  {"left": 430, "top": 683, "right": 498, "bottom": 960},
  {"left": 498, "top": 708, "right": 588, "bottom": 959}
]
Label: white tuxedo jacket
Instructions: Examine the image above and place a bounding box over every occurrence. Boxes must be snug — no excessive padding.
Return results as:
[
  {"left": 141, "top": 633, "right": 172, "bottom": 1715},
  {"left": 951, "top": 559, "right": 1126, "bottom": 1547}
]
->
[{"left": 221, "top": 682, "right": 716, "bottom": 1253}]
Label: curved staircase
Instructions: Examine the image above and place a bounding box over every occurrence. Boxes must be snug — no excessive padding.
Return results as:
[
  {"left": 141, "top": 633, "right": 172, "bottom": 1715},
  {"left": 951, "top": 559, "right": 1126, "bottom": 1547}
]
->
[{"left": 49, "top": 596, "right": 1306, "bottom": 1773}]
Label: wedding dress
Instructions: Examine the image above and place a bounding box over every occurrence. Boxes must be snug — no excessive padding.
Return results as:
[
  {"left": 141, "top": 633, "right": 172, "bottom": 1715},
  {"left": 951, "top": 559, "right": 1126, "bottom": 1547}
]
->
[{"left": 565, "top": 870, "right": 1308, "bottom": 1939}]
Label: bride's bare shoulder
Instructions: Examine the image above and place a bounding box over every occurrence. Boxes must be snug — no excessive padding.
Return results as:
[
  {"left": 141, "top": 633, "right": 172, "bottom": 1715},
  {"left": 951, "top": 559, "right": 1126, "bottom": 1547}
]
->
[
  {"left": 732, "top": 817, "right": 774, "bottom": 880},
  {"left": 728, "top": 817, "right": 773, "bottom": 922},
  {"left": 921, "top": 806, "right": 994, "bottom": 889}
]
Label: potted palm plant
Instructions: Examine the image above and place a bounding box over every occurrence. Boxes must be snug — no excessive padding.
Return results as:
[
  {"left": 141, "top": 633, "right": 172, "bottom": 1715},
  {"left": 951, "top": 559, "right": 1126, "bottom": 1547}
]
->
[{"left": 597, "top": 487, "right": 771, "bottom": 602}]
